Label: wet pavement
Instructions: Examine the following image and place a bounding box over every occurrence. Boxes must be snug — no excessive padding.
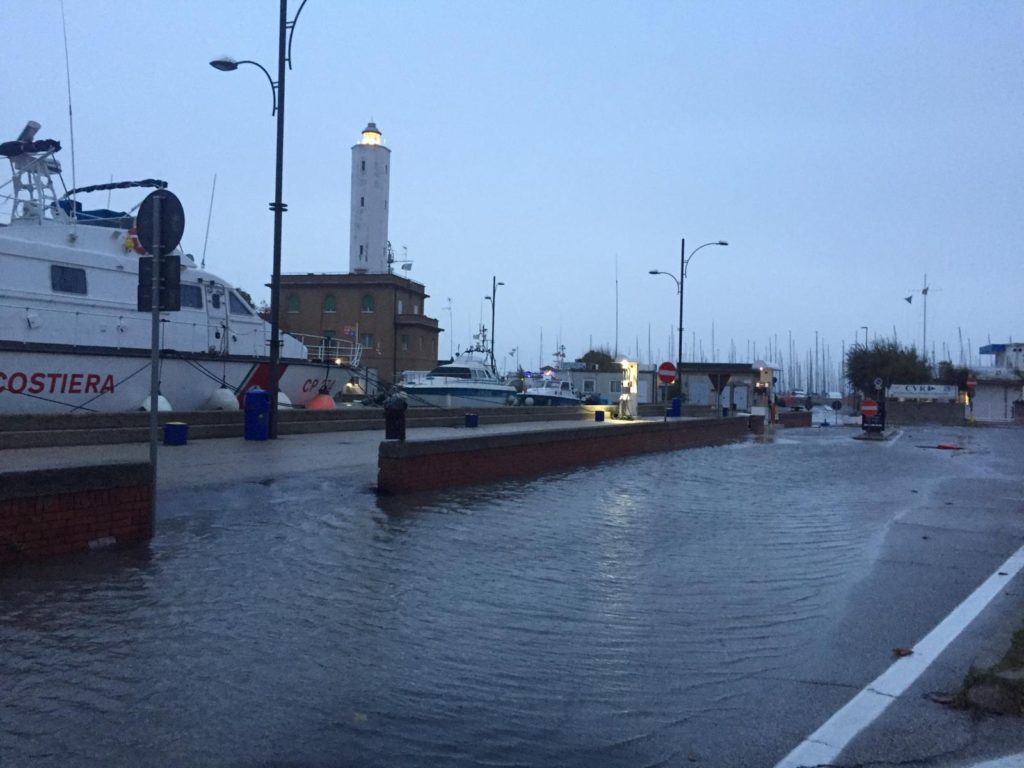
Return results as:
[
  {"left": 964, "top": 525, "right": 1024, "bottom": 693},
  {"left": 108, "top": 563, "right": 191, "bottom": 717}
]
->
[{"left": 2, "top": 422, "right": 1023, "bottom": 767}]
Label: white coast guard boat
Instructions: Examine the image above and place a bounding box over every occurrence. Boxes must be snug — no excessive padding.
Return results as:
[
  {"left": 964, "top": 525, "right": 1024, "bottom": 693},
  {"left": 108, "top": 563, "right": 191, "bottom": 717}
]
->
[{"left": 0, "top": 121, "right": 361, "bottom": 414}]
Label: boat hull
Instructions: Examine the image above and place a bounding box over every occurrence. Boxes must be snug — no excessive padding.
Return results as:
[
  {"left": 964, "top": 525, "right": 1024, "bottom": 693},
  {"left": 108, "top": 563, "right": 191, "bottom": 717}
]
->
[
  {"left": 399, "top": 386, "right": 515, "bottom": 409},
  {"left": 0, "top": 344, "right": 353, "bottom": 413},
  {"left": 514, "top": 393, "right": 583, "bottom": 406}
]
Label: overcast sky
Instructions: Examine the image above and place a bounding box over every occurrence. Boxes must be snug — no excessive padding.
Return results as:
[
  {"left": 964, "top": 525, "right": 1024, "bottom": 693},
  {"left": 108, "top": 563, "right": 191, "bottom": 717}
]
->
[{"left": 6, "top": 1, "right": 1022, "bottom": 382}]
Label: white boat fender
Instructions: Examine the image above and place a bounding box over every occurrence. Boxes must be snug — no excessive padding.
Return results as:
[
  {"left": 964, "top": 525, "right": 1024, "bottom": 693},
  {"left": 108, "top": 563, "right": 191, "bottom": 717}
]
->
[
  {"left": 204, "top": 387, "right": 240, "bottom": 411},
  {"left": 139, "top": 394, "right": 173, "bottom": 412}
]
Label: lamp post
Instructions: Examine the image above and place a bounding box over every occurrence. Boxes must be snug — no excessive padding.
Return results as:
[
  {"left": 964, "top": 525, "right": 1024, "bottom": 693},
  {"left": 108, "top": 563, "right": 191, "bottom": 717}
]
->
[
  {"left": 649, "top": 238, "right": 728, "bottom": 395},
  {"left": 484, "top": 275, "right": 504, "bottom": 370},
  {"left": 210, "top": 0, "right": 308, "bottom": 439}
]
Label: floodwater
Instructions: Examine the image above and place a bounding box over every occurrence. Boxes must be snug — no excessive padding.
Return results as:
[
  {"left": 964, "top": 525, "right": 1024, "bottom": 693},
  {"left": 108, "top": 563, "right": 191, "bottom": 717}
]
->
[{"left": 3, "top": 424, "right": 1023, "bottom": 767}]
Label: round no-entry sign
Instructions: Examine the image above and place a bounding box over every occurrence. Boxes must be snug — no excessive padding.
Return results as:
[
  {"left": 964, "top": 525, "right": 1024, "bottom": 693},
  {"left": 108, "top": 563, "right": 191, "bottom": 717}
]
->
[
  {"left": 658, "top": 362, "right": 676, "bottom": 384},
  {"left": 861, "top": 398, "right": 879, "bottom": 417}
]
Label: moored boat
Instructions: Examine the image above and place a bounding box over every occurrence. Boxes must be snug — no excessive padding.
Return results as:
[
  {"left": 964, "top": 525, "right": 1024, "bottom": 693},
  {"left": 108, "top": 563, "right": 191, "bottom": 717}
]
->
[
  {"left": 399, "top": 350, "right": 516, "bottom": 408},
  {"left": 0, "top": 121, "right": 361, "bottom": 414},
  {"left": 514, "top": 375, "right": 583, "bottom": 406}
]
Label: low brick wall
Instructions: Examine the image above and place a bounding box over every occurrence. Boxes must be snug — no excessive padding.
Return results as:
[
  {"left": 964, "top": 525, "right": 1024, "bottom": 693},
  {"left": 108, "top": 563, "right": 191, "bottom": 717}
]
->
[
  {"left": 378, "top": 416, "right": 750, "bottom": 495},
  {"left": 886, "top": 401, "right": 965, "bottom": 426},
  {"left": 777, "top": 410, "right": 812, "bottom": 428},
  {"left": 0, "top": 463, "right": 154, "bottom": 564}
]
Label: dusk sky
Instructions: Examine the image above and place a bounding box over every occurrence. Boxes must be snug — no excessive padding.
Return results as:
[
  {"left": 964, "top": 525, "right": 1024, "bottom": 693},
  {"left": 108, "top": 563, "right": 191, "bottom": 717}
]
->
[{"left": 7, "top": 1, "right": 1022, "bottom": 383}]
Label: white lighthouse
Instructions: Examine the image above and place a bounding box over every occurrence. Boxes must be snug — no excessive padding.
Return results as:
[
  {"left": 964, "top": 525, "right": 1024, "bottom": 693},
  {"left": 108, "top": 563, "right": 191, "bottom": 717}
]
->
[{"left": 349, "top": 121, "right": 391, "bottom": 274}]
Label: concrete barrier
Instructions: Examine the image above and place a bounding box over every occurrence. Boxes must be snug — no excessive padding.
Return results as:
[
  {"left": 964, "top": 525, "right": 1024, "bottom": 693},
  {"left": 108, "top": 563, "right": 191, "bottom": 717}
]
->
[{"left": 378, "top": 416, "right": 749, "bottom": 495}]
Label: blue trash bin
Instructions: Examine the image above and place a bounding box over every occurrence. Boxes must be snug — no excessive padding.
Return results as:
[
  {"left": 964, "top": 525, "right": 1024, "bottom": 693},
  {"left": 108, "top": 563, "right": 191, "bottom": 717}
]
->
[
  {"left": 594, "top": 410, "right": 605, "bottom": 423},
  {"left": 670, "top": 397, "right": 681, "bottom": 417},
  {"left": 244, "top": 388, "right": 271, "bottom": 441},
  {"left": 163, "top": 422, "right": 188, "bottom": 446}
]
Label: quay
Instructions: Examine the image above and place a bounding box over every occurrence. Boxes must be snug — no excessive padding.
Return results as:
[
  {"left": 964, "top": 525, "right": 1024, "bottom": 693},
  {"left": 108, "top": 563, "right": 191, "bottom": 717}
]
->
[{"left": 0, "top": 406, "right": 811, "bottom": 563}]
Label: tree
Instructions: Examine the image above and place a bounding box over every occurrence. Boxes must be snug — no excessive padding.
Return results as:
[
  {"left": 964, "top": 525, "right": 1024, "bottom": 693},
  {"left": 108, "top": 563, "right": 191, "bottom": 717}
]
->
[
  {"left": 845, "top": 339, "right": 931, "bottom": 394},
  {"left": 576, "top": 348, "right": 619, "bottom": 372},
  {"left": 935, "top": 361, "right": 973, "bottom": 390}
]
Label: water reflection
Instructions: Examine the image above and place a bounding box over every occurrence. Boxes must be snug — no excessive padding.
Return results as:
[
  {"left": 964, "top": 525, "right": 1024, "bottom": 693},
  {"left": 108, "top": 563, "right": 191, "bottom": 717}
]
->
[{"left": 3, "top": 426, "right": 1009, "bottom": 766}]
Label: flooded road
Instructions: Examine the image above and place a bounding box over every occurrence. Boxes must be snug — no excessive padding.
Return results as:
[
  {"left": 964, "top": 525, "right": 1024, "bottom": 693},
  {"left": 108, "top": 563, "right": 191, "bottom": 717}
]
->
[{"left": 3, "top": 424, "right": 1023, "bottom": 767}]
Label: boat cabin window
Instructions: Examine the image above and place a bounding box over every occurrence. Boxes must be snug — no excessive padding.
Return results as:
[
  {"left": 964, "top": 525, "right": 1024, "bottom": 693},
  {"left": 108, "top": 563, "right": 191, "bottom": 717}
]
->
[
  {"left": 210, "top": 293, "right": 221, "bottom": 309},
  {"left": 229, "top": 291, "right": 253, "bottom": 316},
  {"left": 50, "top": 265, "right": 87, "bottom": 294},
  {"left": 429, "top": 366, "right": 471, "bottom": 379},
  {"left": 180, "top": 284, "right": 203, "bottom": 309}
]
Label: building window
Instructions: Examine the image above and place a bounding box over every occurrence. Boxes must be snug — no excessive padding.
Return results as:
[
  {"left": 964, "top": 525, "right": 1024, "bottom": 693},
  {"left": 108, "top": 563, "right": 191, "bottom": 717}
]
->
[
  {"left": 400, "top": 334, "right": 409, "bottom": 352},
  {"left": 609, "top": 381, "right": 621, "bottom": 394},
  {"left": 361, "top": 160, "right": 365, "bottom": 171},
  {"left": 396, "top": 299, "right": 404, "bottom": 314},
  {"left": 359, "top": 244, "right": 364, "bottom": 256},
  {"left": 360, "top": 333, "right": 374, "bottom": 349},
  {"left": 286, "top": 294, "right": 300, "bottom": 313},
  {"left": 582, "top": 379, "right": 596, "bottom": 394},
  {"left": 360, "top": 294, "right": 375, "bottom": 313},
  {"left": 323, "top": 294, "right": 336, "bottom": 313},
  {"left": 51, "top": 265, "right": 87, "bottom": 294},
  {"left": 412, "top": 304, "right": 419, "bottom": 315},
  {"left": 181, "top": 284, "right": 203, "bottom": 308},
  {"left": 360, "top": 196, "right": 364, "bottom": 207}
]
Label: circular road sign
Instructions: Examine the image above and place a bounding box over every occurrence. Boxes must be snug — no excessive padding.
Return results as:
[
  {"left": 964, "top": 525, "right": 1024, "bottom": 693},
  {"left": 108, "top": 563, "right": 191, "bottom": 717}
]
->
[
  {"left": 873, "top": 377, "right": 884, "bottom": 391},
  {"left": 658, "top": 362, "right": 676, "bottom": 384},
  {"left": 136, "top": 189, "right": 185, "bottom": 256},
  {"left": 966, "top": 377, "right": 978, "bottom": 389},
  {"left": 861, "top": 399, "right": 879, "bottom": 417}
]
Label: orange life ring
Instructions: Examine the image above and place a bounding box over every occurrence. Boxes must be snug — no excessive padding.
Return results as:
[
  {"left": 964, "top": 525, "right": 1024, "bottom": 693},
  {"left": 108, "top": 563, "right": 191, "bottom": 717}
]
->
[{"left": 126, "top": 226, "right": 145, "bottom": 255}]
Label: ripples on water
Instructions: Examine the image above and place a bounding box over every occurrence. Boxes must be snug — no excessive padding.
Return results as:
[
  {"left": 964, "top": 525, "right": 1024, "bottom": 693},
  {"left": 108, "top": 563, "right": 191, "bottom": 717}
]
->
[{"left": 0, "top": 426, "right": 980, "bottom": 767}]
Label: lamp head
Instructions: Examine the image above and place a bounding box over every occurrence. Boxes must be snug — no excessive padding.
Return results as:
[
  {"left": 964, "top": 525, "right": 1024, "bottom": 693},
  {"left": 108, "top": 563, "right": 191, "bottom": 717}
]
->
[
  {"left": 648, "top": 269, "right": 659, "bottom": 275},
  {"left": 210, "top": 57, "right": 239, "bottom": 72},
  {"left": 717, "top": 240, "right": 729, "bottom": 246}
]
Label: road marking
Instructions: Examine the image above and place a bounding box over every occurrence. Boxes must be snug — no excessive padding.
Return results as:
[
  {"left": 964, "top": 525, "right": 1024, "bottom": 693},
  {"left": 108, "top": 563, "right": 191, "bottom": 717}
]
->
[{"left": 775, "top": 543, "right": 1024, "bottom": 768}]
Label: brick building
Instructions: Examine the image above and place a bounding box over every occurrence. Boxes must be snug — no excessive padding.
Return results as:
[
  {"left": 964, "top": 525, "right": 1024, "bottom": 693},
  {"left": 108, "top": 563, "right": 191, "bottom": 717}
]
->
[{"left": 278, "top": 271, "right": 439, "bottom": 392}]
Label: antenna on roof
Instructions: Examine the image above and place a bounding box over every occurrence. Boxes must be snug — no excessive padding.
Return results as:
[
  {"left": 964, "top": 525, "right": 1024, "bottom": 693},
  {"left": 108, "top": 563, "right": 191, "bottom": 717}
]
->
[
  {"left": 60, "top": 0, "right": 77, "bottom": 234},
  {"left": 201, "top": 174, "right": 217, "bottom": 269}
]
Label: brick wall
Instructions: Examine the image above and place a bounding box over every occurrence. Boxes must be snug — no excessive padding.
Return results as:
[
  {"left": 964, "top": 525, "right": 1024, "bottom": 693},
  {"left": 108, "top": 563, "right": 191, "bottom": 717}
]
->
[
  {"left": 378, "top": 416, "right": 750, "bottom": 495},
  {"left": 0, "top": 463, "right": 153, "bottom": 564}
]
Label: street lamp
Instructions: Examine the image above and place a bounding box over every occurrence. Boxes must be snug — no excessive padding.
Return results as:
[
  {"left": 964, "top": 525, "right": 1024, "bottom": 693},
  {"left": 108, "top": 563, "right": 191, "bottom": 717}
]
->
[
  {"left": 649, "top": 238, "right": 728, "bottom": 394},
  {"left": 483, "top": 275, "right": 504, "bottom": 370},
  {"left": 210, "top": 0, "right": 309, "bottom": 439}
]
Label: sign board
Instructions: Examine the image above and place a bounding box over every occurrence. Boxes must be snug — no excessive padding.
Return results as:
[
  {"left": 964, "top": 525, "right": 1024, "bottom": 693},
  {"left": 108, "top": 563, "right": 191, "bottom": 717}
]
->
[
  {"left": 136, "top": 189, "right": 185, "bottom": 256},
  {"left": 887, "top": 384, "right": 958, "bottom": 401},
  {"left": 873, "top": 377, "right": 884, "bottom": 391},
  {"left": 658, "top": 362, "right": 676, "bottom": 384},
  {"left": 861, "top": 398, "right": 885, "bottom": 432},
  {"left": 966, "top": 377, "right": 977, "bottom": 389}
]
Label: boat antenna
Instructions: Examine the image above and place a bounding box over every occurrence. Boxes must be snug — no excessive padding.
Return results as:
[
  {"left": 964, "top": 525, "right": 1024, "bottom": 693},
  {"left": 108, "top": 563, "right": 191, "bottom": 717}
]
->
[
  {"left": 201, "top": 173, "right": 217, "bottom": 269},
  {"left": 60, "top": 0, "right": 78, "bottom": 234}
]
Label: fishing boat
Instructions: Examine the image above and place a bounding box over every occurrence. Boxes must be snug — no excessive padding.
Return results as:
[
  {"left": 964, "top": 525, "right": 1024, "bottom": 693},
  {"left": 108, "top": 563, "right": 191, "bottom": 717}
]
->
[
  {"left": 0, "top": 121, "right": 360, "bottom": 414},
  {"left": 399, "top": 345, "right": 516, "bottom": 408}
]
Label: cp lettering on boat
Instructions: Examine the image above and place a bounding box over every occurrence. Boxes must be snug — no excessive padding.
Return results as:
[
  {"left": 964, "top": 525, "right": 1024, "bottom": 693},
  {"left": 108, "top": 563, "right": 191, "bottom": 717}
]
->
[{"left": 0, "top": 371, "right": 115, "bottom": 395}]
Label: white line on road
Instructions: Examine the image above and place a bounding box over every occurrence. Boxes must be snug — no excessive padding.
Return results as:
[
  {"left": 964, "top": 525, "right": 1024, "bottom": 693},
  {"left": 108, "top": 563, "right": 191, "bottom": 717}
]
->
[{"left": 775, "top": 543, "right": 1024, "bottom": 768}]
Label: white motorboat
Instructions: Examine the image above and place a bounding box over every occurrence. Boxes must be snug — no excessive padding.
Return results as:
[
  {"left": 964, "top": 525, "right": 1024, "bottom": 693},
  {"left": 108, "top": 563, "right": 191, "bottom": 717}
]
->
[
  {"left": 399, "top": 350, "right": 516, "bottom": 408},
  {"left": 514, "top": 375, "right": 583, "bottom": 406},
  {"left": 0, "top": 121, "right": 361, "bottom": 414}
]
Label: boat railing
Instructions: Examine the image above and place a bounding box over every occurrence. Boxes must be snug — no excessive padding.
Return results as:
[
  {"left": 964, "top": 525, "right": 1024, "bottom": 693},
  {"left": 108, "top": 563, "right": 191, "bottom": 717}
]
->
[{"left": 289, "top": 333, "right": 363, "bottom": 367}]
